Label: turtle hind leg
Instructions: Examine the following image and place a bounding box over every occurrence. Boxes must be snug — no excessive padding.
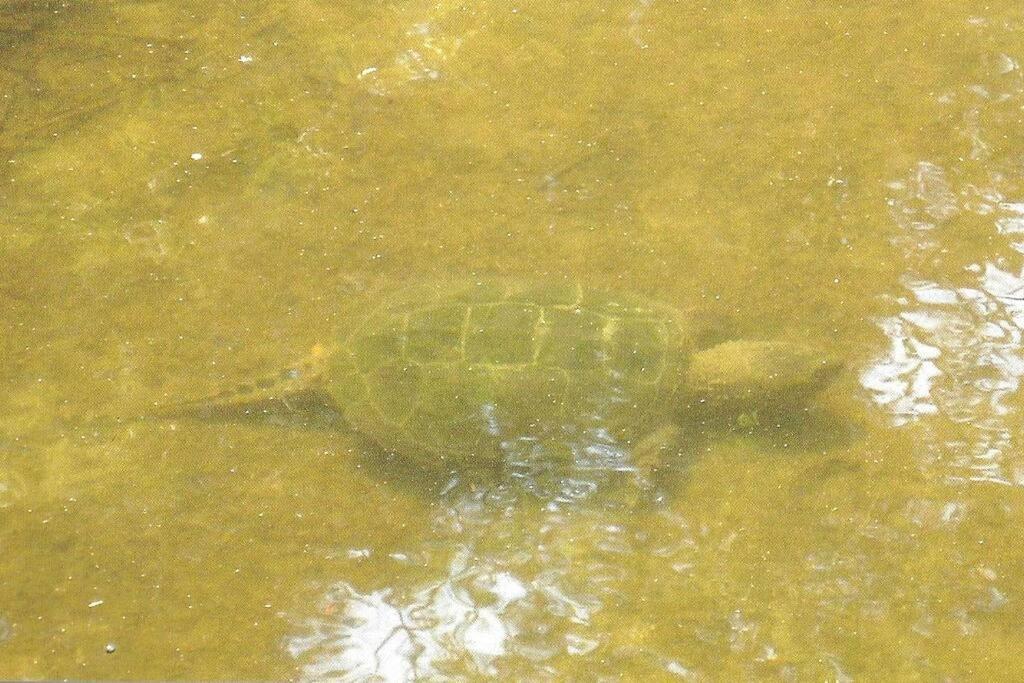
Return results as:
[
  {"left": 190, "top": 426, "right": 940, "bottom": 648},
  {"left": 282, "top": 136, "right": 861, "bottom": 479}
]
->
[{"left": 624, "top": 424, "right": 701, "bottom": 509}]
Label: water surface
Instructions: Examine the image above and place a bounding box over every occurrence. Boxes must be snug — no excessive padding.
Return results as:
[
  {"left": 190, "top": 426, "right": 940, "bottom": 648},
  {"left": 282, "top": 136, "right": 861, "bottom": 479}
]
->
[{"left": 3, "top": 0, "right": 1024, "bottom": 679}]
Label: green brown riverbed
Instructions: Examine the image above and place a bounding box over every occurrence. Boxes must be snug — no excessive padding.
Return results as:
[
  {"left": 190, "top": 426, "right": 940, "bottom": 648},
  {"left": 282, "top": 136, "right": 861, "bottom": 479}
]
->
[{"left": 3, "top": 0, "right": 1024, "bottom": 679}]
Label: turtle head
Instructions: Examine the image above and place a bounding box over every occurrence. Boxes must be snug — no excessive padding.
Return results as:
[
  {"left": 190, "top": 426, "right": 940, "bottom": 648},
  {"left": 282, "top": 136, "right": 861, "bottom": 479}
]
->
[{"left": 683, "top": 340, "right": 842, "bottom": 416}]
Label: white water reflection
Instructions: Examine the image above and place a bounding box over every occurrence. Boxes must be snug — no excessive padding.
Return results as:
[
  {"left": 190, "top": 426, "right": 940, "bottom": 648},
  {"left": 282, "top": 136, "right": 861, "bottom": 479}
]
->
[
  {"left": 860, "top": 305, "right": 943, "bottom": 425},
  {"left": 286, "top": 484, "right": 661, "bottom": 681},
  {"left": 287, "top": 548, "right": 527, "bottom": 680},
  {"left": 859, "top": 43, "right": 1024, "bottom": 485},
  {"left": 627, "top": 0, "right": 656, "bottom": 49},
  {"left": 863, "top": 157, "right": 1024, "bottom": 485},
  {"left": 856, "top": 37, "right": 1024, "bottom": 489},
  {"left": 355, "top": 2, "right": 471, "bottom": 98}
]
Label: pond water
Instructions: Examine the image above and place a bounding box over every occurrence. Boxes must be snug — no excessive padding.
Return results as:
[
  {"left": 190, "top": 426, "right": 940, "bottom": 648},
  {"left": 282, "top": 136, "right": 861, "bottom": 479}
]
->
[{"left": 3, "top": 0, "right": 1024, "bottom": 679}]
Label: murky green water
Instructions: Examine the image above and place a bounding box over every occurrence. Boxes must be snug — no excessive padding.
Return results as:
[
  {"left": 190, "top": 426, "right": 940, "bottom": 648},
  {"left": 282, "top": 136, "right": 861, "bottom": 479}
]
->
[{"left": 3, "top": 0, "right": 1024, "bottom": 679}]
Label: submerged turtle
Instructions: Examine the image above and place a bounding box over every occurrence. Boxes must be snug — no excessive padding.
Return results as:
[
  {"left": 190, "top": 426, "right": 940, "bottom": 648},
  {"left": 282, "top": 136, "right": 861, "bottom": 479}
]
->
[{"left": 157, "top": 278, "right": 840, "bottom": 474}]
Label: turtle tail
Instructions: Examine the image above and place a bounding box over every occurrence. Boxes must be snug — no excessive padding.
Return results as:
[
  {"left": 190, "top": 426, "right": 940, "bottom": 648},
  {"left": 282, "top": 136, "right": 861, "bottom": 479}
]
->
[{"left": 145, "top": 345, "right": 336, "bottom": 422}]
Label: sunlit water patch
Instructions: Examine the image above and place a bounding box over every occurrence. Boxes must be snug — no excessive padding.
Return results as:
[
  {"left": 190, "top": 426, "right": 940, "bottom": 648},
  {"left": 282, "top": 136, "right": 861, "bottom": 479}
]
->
[
  {"left": 286, "top": 482, "right": 684, "bottom": 681},
  {"left": 287, "top": 549, "right": 528, "bottom": 680},
  {"left": 862, "top": 48, "right": 1024, "bottom": 486}
]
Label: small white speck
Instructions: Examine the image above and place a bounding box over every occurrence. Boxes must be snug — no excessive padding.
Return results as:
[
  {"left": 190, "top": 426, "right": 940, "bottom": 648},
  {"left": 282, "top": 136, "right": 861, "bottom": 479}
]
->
[
  {"left": 239, "top": 54, "right": 254, "bottom": 64},
  {"left": 190, "top": 152, "right": 203, "bottom": 161}
]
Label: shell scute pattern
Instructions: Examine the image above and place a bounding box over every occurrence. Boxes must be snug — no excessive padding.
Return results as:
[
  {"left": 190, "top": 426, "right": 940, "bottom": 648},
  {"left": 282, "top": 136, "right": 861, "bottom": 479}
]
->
[
  {"left": 465, "top": 303, "right": 541, "bottom": 365},
  {"left": 536, "top": 306, "right": 605, "bottom": 369},
  {"left": 406, "top": 303, "right": 465, "bottom": 363},
  {"left": 607, "top": 318, "right": 672, "bottom": 386},
  {"left": 326, "top": 279, "right": 692, "bottom": 463},
  {"left": 348, "top": 320, "right": 406, "bottom": 374},
  {"left": 367, "top": 362, "right": 423, "bottom": 425}
]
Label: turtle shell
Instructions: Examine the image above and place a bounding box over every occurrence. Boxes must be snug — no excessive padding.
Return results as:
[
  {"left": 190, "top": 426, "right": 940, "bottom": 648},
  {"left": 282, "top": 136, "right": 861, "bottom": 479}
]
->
[{"left": 325, "top": 279, "right": 698, "bottom": 465}]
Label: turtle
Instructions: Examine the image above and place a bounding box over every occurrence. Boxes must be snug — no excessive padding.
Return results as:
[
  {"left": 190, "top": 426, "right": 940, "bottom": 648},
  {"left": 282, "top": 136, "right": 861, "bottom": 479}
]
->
[{"left": 154, "top": 278, "right": 841, "bottom": 477}]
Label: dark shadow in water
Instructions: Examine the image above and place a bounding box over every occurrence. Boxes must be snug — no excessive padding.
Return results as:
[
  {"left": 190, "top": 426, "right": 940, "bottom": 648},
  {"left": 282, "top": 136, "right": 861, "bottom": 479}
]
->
[
  {"left": 717, "top": 404, "right": 870, "bottom": 499},
  {"left": 78, "top": 389, "right": 862, "bottom": 510},
  {"left": 119, "top": 391, "right": 488, "bottom": 500},
  {"left": 729, "top": 404, "right": 863, "bottom": 454}
]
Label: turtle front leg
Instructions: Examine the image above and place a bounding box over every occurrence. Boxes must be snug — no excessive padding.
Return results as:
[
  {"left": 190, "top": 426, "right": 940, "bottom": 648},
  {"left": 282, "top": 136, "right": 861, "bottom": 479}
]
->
[{"left": 631, "top": 423, "right": 686, "bottom": 504}]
